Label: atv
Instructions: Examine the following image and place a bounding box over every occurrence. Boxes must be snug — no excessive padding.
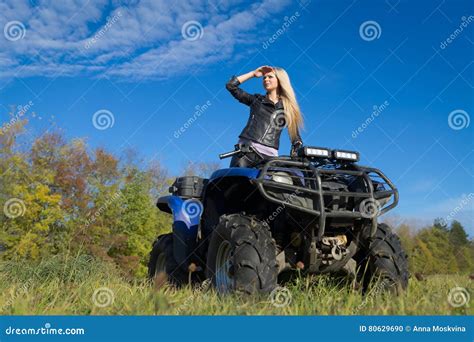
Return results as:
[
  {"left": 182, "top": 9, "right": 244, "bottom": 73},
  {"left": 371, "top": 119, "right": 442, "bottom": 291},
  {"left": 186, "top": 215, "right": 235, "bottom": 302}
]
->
[{"left": 148, "top": 143, "right": 408, "bottom": 294}]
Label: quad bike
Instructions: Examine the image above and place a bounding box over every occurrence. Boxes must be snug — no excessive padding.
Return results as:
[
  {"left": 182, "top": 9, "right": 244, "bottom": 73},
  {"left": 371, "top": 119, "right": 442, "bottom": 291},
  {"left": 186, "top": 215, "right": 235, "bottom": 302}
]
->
[{"left": 148, "top": 143, "right": 409, "bottom": 294}]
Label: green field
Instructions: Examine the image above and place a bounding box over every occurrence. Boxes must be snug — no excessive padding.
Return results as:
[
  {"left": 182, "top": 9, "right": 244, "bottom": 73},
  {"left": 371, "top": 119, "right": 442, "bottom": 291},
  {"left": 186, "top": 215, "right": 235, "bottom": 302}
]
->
[{"left": 0, "top": 254, "right": 471, "bottom": 316}]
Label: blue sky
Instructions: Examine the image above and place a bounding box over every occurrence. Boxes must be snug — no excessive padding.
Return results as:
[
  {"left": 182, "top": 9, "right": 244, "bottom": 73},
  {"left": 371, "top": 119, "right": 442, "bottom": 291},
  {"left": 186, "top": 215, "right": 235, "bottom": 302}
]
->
[{"left": 1, "top": 0, "right": 473, "bottom": 234}]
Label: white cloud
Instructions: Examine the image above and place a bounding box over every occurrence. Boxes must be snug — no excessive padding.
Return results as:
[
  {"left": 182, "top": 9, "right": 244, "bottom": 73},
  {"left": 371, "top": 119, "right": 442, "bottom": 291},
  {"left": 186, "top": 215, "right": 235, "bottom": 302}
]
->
[{"left": 0, "top": 0, "right": 292, "bottom": 81}]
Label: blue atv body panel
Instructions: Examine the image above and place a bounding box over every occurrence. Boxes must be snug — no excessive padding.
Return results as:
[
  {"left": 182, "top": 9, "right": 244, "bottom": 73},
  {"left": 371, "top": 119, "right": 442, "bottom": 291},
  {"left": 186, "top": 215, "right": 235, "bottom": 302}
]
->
[
  {"left": 156, "top": 166, "right": 305, "bottom": 265},
  {"left": 157, "top": 167, "right": 260, "bottom": 228},
  {"left": 208, "top": 167, "right": 260, "bottom": 182},
  {"left": 157, "top": 195, "right": 201, "bottom": 228},
  {"left": 156, "top": 195, "right": 202, "bottom": 264}
]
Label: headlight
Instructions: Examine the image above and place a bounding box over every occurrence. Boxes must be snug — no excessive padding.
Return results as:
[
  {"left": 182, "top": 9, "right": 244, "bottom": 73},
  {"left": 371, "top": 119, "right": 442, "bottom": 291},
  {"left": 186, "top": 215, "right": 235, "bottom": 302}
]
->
[
  {"left": 333, "top": 150, "right": 359, "bottom": 162},
  {"left": 271, "top": 172, "right": 293, "bottom": 185},
  {"left": 301, "top": 146, "right": 331, "bottom": 158}
]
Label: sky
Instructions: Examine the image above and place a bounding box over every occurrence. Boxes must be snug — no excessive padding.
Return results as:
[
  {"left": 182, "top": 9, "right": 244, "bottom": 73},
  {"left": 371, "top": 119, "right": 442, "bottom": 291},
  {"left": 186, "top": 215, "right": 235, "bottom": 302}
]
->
[{"left": 0, "top": 0, "right": 473, "bottom": 234}]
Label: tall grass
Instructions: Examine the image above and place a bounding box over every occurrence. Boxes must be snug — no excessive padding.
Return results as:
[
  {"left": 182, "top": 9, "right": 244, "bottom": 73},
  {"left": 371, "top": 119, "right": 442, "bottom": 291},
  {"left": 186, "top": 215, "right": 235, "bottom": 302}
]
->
[{"left": 0, "top": 254, "right": 472, "bottom": 315}]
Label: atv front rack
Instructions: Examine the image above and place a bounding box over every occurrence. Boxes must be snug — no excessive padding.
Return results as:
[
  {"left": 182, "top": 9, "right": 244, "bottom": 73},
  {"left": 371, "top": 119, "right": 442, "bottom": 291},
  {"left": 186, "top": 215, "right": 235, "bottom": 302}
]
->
[{"left": 253, "top": 157, "right": 398, "bottom": 238}]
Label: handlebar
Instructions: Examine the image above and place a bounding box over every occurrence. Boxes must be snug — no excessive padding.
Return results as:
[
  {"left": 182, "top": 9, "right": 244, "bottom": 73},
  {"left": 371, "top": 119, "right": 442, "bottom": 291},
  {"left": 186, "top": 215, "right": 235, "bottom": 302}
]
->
[
  {"left": 219, "top": 143, "right": 265, "bottom": 160},
  {"left": 219, "top": 149, "right": 241, "bottom": 160}
]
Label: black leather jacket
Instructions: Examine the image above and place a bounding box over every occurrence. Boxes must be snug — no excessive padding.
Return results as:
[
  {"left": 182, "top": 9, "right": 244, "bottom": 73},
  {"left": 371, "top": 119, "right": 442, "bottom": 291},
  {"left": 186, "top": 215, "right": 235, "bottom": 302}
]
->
[{"left": 226, "top": 76, "right": 302, "bottom": 150}]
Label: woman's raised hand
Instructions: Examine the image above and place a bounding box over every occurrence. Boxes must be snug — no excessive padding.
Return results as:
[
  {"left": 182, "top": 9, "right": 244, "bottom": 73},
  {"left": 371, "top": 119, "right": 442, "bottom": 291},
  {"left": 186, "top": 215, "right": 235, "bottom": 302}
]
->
[{"left": 253, "top": 65, "right": 273, "bottom": 77}]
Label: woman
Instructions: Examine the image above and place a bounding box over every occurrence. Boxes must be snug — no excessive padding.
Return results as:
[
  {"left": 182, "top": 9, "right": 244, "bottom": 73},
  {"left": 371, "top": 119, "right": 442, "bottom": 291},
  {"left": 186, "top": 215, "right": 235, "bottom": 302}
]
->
[{"left": 226, "top": 65, "right": 304, "bottom": 167}]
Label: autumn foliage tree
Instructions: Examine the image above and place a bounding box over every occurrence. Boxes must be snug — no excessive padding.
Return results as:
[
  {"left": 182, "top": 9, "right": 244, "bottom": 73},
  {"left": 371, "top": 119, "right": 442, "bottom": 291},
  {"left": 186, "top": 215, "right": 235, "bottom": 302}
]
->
[
  {"left": 0, "top": 118, "right": 170, "bottom": 277},
  {"left": 402, "top": 219, "right": 473, "bottom": 275}
]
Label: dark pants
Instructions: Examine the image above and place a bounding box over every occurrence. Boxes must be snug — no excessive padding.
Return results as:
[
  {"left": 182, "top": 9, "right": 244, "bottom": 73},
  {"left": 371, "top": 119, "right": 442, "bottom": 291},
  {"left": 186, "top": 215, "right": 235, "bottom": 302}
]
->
[{"left": 229, "top": 152, "right": 270, "bottom": 168}]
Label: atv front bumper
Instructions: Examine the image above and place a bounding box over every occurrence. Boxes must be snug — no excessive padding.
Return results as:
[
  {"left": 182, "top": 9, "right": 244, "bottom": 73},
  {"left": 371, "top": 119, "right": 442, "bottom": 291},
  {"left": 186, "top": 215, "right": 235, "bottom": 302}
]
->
[{"left": 252, "top": 157, "right": 398, "bottom": 238}]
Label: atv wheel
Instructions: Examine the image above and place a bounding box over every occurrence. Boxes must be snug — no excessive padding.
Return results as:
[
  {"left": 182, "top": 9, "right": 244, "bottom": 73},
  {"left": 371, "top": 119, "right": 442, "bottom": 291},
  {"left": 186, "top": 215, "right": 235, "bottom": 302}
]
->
[
  {"left": 148, "top": 233, "right": 188, "bottom": 285},
  {"left": 356, "top": 223, "right": 409, "bottom": 294},
  {"left": 206, "top": 213, "right": 278, "bottom": 294}
]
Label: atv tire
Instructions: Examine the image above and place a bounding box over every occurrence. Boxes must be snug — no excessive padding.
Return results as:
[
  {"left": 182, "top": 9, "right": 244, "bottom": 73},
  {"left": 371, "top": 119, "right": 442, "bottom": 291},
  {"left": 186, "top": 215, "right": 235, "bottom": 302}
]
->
[
  {"left": 356, "top": 223, "right": 409, "bottom": 294},
  {"left": 148, "top": 233, "right": 188, "bottom": 286},
  {"left": 206, "top": 213, "right": 278, "bottom": 294}
]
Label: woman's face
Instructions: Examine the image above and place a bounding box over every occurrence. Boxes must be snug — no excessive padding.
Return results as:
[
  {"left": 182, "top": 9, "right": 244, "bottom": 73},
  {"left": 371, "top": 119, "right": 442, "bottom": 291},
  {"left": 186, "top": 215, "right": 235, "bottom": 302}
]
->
[{"left": 262, "top": 71, "right": 279, "bottom": 92}]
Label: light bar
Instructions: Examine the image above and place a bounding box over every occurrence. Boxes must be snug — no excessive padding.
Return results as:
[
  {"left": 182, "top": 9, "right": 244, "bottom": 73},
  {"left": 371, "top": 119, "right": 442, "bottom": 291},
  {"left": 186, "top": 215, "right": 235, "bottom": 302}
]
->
[
  {"left": 333, "top": 150, "right": 359, "bottom": 162},
  {"left": 303, "top": 146, "right": 331, "bottom": 158}
]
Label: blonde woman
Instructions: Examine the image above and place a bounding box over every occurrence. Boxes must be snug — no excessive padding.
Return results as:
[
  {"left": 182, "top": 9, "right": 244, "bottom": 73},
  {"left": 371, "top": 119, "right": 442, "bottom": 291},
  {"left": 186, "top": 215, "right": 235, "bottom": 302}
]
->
[{"left": 226, "top": 65, "right": 304, "bottom": 167}]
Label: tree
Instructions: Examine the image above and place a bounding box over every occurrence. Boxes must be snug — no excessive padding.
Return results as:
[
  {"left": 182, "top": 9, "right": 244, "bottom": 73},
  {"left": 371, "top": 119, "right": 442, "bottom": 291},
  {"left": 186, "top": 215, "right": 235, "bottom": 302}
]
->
[
  {"left": 116, "top": 167, "right": 161, "bottom": 277},
  {"left": 73, "top": 148, "right": 123, "bottom": 262},
  {"left": 449, "top": 220, "right": 469, "bottom": 246},
  {"left": 12, "top": 183, "right": 64, "bottom": 259},
  {"left": 1, "top": 118, "right": 66, "bottom": 260},
  {"left": 411, "top": 225, "right": 459, "bottom": 274},
  {"left": 433, "top": 217, "right": 448, "bottom": 231}
]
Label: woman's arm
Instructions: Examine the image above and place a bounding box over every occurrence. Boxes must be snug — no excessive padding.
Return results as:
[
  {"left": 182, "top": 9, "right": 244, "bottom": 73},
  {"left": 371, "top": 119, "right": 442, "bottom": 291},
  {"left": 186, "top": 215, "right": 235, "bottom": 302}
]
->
[
  {"left": 292, "top": 128, "right": 303, "bottom": 147},
  {"left": 290, "top": 129, "right": 303, "bottom": 157},
  {"left": 236, "top": 70, "right": 255, "bottom": 84},
  {"left": 225, "top": 66, "right": 273, "bottom": 106}
]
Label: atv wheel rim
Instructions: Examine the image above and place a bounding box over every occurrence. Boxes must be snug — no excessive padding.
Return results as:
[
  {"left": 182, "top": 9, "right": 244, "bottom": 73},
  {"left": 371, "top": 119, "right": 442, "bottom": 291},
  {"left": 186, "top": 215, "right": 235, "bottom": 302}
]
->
[
  {"left": 155, "top": 253, "right": 166, "bottom": 274},
  {"left": 215, "top": 241, "right": 233, "bottom": 293}
]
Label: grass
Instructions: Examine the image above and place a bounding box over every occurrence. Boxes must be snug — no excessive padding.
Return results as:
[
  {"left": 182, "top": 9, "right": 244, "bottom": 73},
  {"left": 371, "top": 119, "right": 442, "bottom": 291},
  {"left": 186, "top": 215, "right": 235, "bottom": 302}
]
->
[{"left": 0, "top": 254, "right": 472, "bottom": 315}]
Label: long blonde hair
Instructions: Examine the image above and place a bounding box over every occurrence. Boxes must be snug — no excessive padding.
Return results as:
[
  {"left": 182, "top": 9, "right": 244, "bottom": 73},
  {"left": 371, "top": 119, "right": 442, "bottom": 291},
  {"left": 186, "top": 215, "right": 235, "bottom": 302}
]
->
[{"left": 273, "top": 67, "right": 304, "bottom": 141}]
